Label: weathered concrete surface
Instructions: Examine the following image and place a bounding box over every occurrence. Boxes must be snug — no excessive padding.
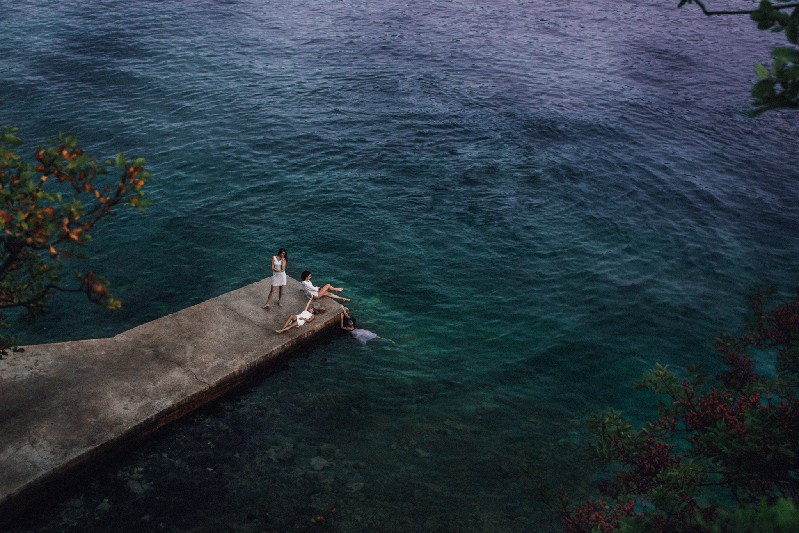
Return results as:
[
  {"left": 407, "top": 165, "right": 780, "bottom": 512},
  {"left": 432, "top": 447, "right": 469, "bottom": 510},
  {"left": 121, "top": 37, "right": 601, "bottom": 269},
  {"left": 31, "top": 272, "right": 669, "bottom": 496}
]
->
[{"left": 0, "top": 276, "right": 344, "bottom": 517}]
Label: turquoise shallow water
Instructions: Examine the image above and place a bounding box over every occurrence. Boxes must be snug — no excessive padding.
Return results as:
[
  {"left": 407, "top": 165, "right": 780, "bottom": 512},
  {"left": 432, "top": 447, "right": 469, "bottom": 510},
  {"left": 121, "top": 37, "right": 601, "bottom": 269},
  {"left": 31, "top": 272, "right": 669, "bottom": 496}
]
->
[{"left": 3, "top": 0, "right": 799, "bottom": 531}]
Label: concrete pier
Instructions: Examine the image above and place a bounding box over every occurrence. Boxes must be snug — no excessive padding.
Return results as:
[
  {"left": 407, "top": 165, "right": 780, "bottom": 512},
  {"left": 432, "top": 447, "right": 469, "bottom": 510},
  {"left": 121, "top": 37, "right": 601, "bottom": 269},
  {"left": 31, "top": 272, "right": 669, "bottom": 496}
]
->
[{"left": 0, "top": 276, "right": 344, "bottom": 517}]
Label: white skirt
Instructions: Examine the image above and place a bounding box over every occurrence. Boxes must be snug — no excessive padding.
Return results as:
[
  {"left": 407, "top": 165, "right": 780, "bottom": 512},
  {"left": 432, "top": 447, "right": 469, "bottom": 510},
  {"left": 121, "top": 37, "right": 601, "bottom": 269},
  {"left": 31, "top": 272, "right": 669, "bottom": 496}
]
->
[{"left": 271, "top": 271, "right": 287, "bottom": 286}]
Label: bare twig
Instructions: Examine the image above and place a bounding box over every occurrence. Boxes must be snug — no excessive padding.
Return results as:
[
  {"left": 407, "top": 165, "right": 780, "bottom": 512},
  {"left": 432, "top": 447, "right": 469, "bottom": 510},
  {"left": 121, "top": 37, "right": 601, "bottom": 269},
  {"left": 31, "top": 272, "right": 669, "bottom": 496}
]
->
[{"left": 691, "top": 0, "right": 799, "bottom": 16}]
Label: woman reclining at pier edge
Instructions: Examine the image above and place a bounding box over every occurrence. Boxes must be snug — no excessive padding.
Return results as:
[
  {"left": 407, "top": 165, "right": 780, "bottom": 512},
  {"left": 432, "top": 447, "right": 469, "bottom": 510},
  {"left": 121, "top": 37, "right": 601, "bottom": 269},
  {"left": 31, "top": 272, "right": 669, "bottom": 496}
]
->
[
  {"left": 275, "top": 299, "right": 326, "bottom": 334},
  {"left": 301, "top": 270, "right": 350, "bottom": 302},
  {"left": 340, "top": 305, "right": 378, "bottom": 345}
]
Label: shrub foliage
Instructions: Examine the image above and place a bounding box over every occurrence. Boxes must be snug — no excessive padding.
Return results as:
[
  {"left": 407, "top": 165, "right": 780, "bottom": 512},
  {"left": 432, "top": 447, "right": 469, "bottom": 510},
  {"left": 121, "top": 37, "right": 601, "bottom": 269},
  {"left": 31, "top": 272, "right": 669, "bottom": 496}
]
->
[{"left": 558, "top": 288, "right": 799, "bottom": 532}]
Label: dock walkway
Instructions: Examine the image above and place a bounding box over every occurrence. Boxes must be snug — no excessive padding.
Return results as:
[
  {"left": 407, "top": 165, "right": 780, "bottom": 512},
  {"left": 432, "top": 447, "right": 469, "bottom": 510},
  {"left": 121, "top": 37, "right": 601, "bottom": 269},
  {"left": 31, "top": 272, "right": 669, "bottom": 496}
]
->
[{"left": 0, "top": 276, "right": 343, "bottom": 517}]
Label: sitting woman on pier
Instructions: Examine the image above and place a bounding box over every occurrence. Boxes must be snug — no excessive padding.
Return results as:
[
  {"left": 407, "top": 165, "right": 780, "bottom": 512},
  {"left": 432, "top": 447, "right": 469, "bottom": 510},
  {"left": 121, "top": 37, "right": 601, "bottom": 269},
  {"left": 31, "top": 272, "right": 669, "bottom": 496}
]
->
[
  {"left": 301, "top": 271, "right": 350, "bottom": 302},
  {"left": 275, "top": 299, "right": 327, "bottom": 334}
]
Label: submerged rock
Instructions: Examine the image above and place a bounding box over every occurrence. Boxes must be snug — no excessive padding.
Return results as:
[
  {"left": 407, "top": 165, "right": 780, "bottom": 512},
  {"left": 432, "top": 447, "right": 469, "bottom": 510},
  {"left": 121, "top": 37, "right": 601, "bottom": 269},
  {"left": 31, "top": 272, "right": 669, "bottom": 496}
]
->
[
  {"left": 310, "top": 456, "right": 328, "bottom": 470},
  {"left": 127, "top": 479, "right": 150, "bottom": 495},
  {"left": 266, "top": 442, "right": 295, "bottom": 462},
  {"left": 95, "top": 500, "right": 112, "bottom": 512}
]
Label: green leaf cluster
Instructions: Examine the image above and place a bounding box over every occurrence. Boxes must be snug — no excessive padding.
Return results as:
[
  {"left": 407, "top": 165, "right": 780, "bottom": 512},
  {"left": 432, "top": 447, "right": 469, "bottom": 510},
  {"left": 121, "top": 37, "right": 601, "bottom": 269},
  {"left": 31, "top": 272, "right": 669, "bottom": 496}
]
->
[
  {"left": 745, "top": 2, "right": 799, "bottom": 114},
  {"left": 679, "top": 1, "right": 799, "bottom": 115},
  {"left": 698, "top": 498, "right": 799, "bottom": 533},
  {"left": 0, "top": 125, "right": 152, "bottom": 356}
]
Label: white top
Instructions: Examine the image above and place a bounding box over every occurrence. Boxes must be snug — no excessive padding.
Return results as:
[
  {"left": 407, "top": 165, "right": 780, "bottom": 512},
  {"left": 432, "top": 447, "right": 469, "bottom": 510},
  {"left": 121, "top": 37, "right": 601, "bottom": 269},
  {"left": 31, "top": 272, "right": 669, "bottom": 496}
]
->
[
  {"left": 301, "top": 280, "right": 318, "bottom": 299},
  {"left": 271, "top": 256, "right": 287, "bottom": 286},
  {"left": 296, "top": 310, "right": 313, "bottom": 326}
]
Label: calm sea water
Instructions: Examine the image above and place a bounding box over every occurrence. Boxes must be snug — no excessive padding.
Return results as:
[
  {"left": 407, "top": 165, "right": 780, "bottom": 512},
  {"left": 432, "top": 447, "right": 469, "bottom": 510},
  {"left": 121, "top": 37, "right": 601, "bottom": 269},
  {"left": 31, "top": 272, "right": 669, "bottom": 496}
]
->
[{"left": 3, "top": 0, "right": 799, "bottom": 531}]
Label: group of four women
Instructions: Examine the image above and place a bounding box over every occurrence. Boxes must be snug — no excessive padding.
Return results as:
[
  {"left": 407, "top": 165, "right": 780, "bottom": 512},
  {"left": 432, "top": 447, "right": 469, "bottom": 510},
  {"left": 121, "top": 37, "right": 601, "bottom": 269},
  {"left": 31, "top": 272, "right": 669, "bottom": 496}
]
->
[{"left": 262, "top": 248, "right": 359, "bottom": 335}]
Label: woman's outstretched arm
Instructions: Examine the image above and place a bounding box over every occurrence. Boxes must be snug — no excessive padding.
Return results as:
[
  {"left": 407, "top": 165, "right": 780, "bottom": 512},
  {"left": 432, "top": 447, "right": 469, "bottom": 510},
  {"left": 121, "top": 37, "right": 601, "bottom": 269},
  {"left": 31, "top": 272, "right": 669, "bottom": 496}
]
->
[{"left": 339, "top": 306, "right": 354, "bottom": 330}]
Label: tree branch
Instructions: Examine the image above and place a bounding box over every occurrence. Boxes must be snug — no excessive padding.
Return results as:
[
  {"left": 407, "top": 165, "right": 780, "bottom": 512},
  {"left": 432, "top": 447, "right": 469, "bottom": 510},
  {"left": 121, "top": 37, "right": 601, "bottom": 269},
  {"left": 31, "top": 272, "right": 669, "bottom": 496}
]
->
[
  {"left": 692, "top": 0, "right": 799, "bottom": 16},
  {"left": 0, "top": 283, "right": 87, "bottom": 310},
  {"left": 0, "top": 244, "right": 22, "bottom": 280}
]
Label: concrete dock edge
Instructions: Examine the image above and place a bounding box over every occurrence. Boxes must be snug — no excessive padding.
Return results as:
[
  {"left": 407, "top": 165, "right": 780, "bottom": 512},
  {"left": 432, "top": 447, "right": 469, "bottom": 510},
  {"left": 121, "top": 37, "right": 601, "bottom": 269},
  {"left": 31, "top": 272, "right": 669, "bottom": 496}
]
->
[{"left": 0, "top": 276, "right": 345, "bottom": 518}]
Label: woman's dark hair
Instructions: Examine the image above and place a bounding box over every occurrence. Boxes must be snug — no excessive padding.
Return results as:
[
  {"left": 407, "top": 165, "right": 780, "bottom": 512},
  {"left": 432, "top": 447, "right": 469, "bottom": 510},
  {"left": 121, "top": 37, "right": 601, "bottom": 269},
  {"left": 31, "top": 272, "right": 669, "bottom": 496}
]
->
[
  {"left": 311, "top": 306, "right": 327, "bottom": 315},
  {"left": 278, "top": 248, "right": 287, "bottom": 259},
  {"left": 301, "top": 270, "right": 311, "bottom": 281},
  {"left": 348, "top": 316, "right": 356, "bottom": 327}
]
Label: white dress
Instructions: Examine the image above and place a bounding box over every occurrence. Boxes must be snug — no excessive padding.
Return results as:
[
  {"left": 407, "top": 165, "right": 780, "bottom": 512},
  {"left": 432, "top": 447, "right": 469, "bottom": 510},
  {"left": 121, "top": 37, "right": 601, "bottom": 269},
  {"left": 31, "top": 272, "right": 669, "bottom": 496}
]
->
[
  {"left": 301, "top": 279, "right": 318, "bottom": 298},
  {"left": 271, "top": 256, "right": 286, "bottom": 286},
  {"left": 351, "top": 328, "right": 377, "bottom": 345},
  {"left": 296, "top": 310, "right": 313, "bottom": 326}
]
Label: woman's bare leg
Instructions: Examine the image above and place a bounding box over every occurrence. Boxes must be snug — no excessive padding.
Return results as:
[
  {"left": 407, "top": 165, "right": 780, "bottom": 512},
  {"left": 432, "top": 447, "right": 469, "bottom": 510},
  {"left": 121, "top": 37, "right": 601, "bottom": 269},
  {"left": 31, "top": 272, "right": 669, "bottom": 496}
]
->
[
  {"left": 315, "top": 286, "right": 349, "bottom": 302},
  {"left": 275, "top": 315, "right": 297, "bottom": 333},
  {"left": 263, "top": 286, "right": 277, "bottom": 309},
  {"left": 277, "top": 286, "right": 284, "bottom": 307}
]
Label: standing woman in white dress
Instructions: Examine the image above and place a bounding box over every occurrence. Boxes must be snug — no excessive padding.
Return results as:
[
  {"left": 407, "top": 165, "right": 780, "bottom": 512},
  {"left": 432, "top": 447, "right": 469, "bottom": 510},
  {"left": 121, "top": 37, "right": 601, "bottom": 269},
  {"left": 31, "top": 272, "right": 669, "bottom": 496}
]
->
[{"left": 263, "top": 248, "right": 287, "bottom": 308}]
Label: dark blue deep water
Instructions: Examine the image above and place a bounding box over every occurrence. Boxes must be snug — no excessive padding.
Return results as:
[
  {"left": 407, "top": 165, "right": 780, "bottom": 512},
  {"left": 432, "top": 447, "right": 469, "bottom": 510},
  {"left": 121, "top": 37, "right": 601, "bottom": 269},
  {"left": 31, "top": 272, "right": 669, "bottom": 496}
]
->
[{"left": 2, "top": 0, "right": 799, "bottom": 531}]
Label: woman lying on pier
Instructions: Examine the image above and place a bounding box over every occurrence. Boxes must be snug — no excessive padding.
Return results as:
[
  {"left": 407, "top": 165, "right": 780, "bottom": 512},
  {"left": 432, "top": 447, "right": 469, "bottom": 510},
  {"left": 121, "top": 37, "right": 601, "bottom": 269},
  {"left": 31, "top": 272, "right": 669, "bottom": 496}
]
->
[
  {"left": 275, "top": 299, "right": 326, "bottom": 334},
  {"left": 301, "top": 270, "right": 350, "bottom": 302}
]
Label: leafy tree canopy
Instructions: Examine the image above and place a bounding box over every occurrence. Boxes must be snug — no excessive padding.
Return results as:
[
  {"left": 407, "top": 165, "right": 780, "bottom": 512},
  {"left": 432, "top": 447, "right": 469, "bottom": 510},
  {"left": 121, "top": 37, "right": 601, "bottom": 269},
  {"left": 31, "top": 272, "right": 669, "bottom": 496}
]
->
[{"left": 0, "top": 121, "right": 151, "bottom": 356}]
